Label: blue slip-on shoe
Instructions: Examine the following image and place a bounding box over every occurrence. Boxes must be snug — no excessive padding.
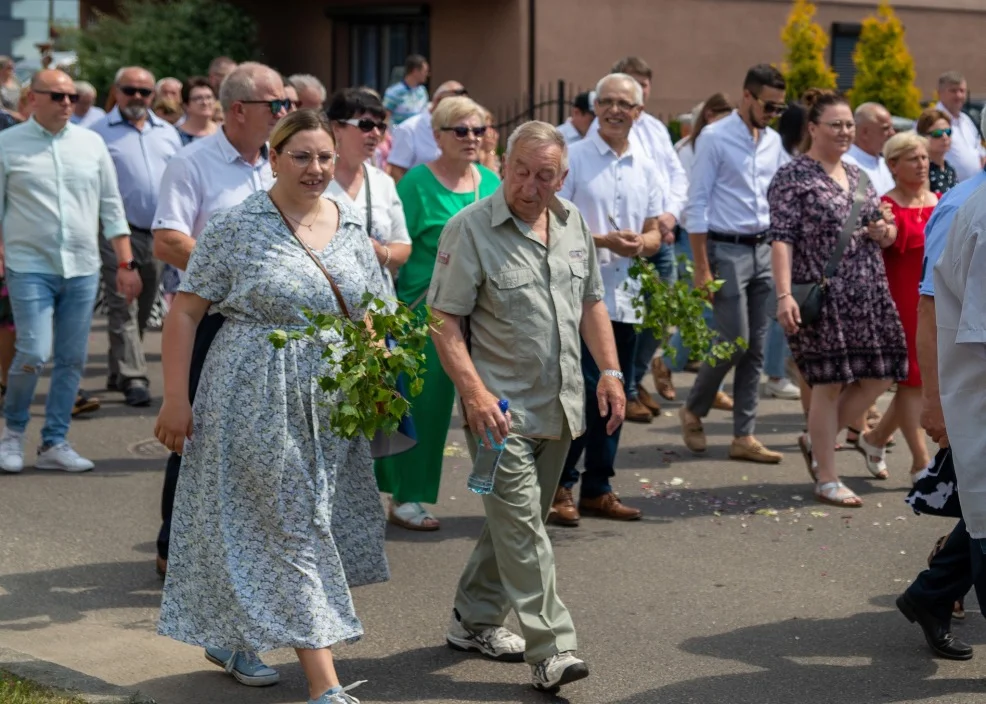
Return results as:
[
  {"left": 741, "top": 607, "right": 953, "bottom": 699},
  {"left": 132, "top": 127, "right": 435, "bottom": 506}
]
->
[
  {"left": 204, "top": 646, "right": 280, "bottom": 686},
  {"left": 308, "top": 680, "right": 367, "bottom": 703}
]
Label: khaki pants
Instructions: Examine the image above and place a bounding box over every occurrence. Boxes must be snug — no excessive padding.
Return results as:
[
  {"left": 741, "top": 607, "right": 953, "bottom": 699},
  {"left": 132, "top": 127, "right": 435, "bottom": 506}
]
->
[{"left": 454, "top": 422, "right": 577, "bottom": 664}]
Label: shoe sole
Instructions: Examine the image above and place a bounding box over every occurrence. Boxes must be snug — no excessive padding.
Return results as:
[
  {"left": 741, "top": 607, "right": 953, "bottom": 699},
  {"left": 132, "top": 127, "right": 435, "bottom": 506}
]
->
[
  {"left": 204, "top": 652, "right": 281, "bottom": 686},
  {"left": 533, "top": 661, "right": 590, "bottom": 693},
  {"left": 446, "top": 636, "right": 526, "bottom": 663},
  {"left": 0, "top": 465, "right": 22, "bottom": 473},
  {"left": 546, "top": 513, "right": 580, "bottom": 527},
  {"left": 766, "top": 391, "right": 801, "bottom": 401},
  {"left": 896, "top": 595, "right": 973, "bottom": 661},
  {"left": 34, "top": 462, "right": 94, "bottom": 473},
  {"left": 578, "top": 507, "right": 641, "bottom": 521}
]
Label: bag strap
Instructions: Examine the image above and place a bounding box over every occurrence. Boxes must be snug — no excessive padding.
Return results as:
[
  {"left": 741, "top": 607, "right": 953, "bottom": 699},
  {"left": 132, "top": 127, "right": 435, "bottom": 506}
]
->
[
  {"left": 824, "top": 170, "right": 870, "bottom": 280},
  {"left": 362, "top": 163, "right": 373, "bottom": 236},
  {"left": 270, "top": 195, "right": 351, "bottom": 320}
]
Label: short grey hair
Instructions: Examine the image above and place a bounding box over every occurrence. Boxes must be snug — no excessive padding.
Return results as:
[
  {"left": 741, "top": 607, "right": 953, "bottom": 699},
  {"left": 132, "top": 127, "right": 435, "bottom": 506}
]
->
[
  {"left": 594, "top": 73, "right": 644, "bottom": 107},
  {"left": 288, "top": 73, "right": 326, "bottom": 102},
  {"left": 156, "top": 77, "right": 181, "bottom": 91},
  {"left": 938, "top": 71, "right": 966, "bottom": 89},
  {"left": 114, "top": 66, "right": 155, "bottom": 85},
  {"left": 75, "top": 80, "right": 96, "bottom": 97},
  {"left": 219, "top": 61, "right": 279, "bottom": 112},
  {"left": 505, "top": 120, "right": 569, "bottom": 172}
]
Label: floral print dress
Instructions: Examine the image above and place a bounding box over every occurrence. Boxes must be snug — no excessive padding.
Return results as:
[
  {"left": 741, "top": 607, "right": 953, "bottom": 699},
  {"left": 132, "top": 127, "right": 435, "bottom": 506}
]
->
[
  {"left": 158, "top": 191, "right": 390, "bottom": 652},
  {"left": 767, "top": 155, "right": 907, "bottom": 386}
]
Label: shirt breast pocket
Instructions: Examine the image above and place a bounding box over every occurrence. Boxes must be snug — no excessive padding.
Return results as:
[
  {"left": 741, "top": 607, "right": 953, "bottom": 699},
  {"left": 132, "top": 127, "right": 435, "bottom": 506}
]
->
[
  {"left": 488, "top": 267, "right": 536, "bottom": 320},
  {"left": 570, "top": 261, "right": 588, "bottom": 301}
]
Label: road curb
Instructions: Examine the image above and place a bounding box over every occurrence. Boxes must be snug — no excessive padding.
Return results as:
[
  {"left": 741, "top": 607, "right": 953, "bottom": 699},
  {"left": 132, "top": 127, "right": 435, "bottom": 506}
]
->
[{"left": 0, "top": 646, "right": 155, "bottom": 704}]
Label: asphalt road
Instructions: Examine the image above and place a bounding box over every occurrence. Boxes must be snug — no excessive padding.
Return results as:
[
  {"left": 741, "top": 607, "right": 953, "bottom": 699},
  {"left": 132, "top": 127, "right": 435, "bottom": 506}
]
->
[{"left": 1, "top": 320, "right": 983, "bottom": 704}]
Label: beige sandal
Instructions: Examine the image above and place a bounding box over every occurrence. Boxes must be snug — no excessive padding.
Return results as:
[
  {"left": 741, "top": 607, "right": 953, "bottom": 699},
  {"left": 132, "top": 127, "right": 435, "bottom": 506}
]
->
[
  {"left": 388, "top": 501, "right": 440, "bottom": 531},
  {"left": 815, "top": 481, "right": 862, "bottom": 508}
]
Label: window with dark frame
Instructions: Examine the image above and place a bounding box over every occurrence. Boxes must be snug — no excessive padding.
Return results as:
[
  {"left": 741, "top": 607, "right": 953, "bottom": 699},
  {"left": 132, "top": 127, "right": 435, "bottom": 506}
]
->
[{"left": 831, "top": 22, "right": 862, "bottom": 93}]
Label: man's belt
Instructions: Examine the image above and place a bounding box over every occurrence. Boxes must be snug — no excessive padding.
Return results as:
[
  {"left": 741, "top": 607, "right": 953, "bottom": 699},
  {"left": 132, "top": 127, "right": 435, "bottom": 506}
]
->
[{"left": 708, "top": 230, "right": 768, "bottom": 246}]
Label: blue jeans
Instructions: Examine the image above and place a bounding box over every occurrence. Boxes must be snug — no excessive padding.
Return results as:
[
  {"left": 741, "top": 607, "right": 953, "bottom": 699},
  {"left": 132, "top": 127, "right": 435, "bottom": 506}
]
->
[
  {"left": 4, "top": 270, "right": 99, "bottom": 445},
  {"left": 764, "top": 319, "right": 791, "bottom": 379},
  {"left": 561, "top": 321, "right": 637, "bottom": 498},
  {"left": 665, "top": 230, "right": 717, "bottom": 372},
  {"left": 628, "top": 243, "right": 676, "bottom": 399}
]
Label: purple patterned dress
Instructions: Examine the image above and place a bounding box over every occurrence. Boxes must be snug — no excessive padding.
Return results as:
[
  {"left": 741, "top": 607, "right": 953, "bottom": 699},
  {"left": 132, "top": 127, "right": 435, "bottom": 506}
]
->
[{"left": 767, "top": 155, "right": 907, "bottom": 386}]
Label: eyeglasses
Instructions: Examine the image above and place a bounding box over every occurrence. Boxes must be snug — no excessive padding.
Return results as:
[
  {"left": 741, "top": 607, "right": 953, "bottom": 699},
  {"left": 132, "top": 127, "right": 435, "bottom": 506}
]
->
[
  {"left": 281, "top": 150, "right": 335, "bottom": 168},
  {"left": 119, "top": 86, "right": 153, "bottom": 98},
  {"left": 240, "top": 98, "right": 292, "bottom": 116},
  {"left": 189, "top": 94, "right": 215, "bottom": 104},
  {"left": 33, "top": 90, "right": 80, "bottom": 104},
  {"left": 440, "top": 125, "right": 487, "bottom": 139},
  {"left": 820, "top": 120, "right": 856, "bottom": 132},
  {"left": 596, "top": 97, "right": 638, "bottom": 112},
  {"left": 928, "top": 128, "right": 953, "bottom": 138},
  {"left": 448, "top": 88, "right": 468, "bottom": 96},
  {"left": 341, "top": 118, "right": 388, "bottom": 133},
  {"left": 754, "top": 95, "right": 787, "bottom": 116}
]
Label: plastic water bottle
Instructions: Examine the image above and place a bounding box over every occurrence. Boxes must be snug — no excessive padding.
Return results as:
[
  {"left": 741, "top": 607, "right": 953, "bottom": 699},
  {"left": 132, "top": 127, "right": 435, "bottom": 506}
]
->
[{"left": 467, "top": 399, "right": 510, "bottom": 495}]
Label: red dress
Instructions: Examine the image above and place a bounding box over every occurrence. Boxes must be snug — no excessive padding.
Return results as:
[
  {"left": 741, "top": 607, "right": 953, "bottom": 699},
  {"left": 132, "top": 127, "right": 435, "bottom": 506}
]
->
[{"left": 881, "top": 197, "right": 933, "bottom": 387}]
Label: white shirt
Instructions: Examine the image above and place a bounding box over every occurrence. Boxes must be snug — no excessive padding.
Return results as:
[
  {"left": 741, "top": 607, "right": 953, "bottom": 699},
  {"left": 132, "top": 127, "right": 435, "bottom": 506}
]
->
[
  {"left": 936, "top": 101, "right": 986, "bottom": 183},
  {"left": 842, "top": 144, "right": 895, "bottom": 196},
  {"left": 933, "top": 180, "right": 986, "bottom": 538},
  {"left": 387, "top": 109, "right": 439, "bottom": 171},
  {"left": 587, "top": 112, "right": 688, "bottom": 220},
  {"left": 69, "top": 106, "right": 106, "bottom": 129},
  {"left": 153, "top": 128, "right": 273, "bottom": 254},
  {"left": 558, "top": 131, "right": 662, "bottom": 323},
  {"left": 557, "top": 120, "right": 583, "bottom": 145},
  {"left": 675, "top": 138, "right": 696, "bottom": 180},
  {"left": 684, "top": 111, "right": 788, "bottom": 235}
]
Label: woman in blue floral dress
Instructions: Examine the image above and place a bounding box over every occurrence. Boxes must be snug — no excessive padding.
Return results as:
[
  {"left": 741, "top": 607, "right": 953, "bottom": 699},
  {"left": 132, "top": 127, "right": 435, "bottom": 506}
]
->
[{"left": 155, "top": 110, "right": 388, "bottom": 704}]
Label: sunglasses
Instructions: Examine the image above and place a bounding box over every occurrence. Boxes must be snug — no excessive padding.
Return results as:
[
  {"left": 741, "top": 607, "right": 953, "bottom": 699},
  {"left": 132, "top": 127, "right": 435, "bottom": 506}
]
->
[
  {"left": 440, "top": 125, "right": 487, "bottom": 139},
  {"left": 240, "top": 98, "right": 292, "bottom": 116},
  {"left": 341, "top": 118, "right": 388, "bottom": 133},
  {"left": 754, "top": 95, "right": 787, "bottom": 116},
  {"left": 119, "top": 86, "right": 153, "bottom": 98},
  {"left": 34, "top": 89, "right": 80, "bottom": 104},
  {"left": 928, "top": 128, "right": 953, "bottom": 138}
]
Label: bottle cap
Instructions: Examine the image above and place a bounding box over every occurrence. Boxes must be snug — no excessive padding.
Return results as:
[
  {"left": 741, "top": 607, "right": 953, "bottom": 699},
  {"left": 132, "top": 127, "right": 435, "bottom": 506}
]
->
[{"left": 498, "top": 399, "right": 509, "bottom": 412}]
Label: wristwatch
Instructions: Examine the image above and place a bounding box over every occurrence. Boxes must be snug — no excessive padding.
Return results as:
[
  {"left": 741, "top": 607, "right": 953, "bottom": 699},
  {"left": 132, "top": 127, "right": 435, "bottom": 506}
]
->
[
  {"left": 601, "top": 369, "right": 624, "bottom": 381},
  {"left": 118, "top": 259, "right": 137, "bottom": 271}
]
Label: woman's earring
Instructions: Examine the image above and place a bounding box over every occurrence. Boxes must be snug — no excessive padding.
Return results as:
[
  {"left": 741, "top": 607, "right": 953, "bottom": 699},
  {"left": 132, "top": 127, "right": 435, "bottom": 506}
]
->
[{"left": 272, "top": 170, "right": 277, "bottom": 178}]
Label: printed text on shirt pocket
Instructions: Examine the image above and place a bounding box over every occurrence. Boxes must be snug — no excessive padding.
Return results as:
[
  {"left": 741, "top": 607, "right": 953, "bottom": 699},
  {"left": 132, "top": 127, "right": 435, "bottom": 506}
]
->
[{"left": 488, "top": 267, "right": 537, "bottom": 320}]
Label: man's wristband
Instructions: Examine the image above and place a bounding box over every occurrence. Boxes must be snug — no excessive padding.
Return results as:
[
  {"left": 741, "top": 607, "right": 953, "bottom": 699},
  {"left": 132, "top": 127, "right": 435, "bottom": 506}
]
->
[
  {"left": 601, "top": 369, "right": 624, "bottom": 382},
  {"left": 777, "top": 292, "right": 792, "bottom": 301},
  {"left": 118, "top": 259, "right": 137, "bottom": 271}
]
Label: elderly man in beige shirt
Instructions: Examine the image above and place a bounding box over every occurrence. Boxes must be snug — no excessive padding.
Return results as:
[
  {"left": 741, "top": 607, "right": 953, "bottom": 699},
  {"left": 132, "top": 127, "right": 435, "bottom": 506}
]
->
[{"left": 427, "top": 121, "right": 625, "bottom": 694}]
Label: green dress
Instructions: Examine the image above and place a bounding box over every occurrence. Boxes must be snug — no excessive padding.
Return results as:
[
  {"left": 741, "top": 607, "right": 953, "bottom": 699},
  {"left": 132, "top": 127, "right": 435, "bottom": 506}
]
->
[{"left": 375, "top": 163, "right": 500, "bottom": 504}]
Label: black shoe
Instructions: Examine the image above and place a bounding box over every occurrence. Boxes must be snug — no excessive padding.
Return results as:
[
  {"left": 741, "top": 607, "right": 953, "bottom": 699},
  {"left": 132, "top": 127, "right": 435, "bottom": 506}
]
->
[
  {"left": 124, "top": 380, "right": 152, "bottom": 407},
  {"left": 106, "top": 375, "right": 121, "bottom": 392},
  {"left": 896, "top": 592, "right": 973, "bottom": 660}
]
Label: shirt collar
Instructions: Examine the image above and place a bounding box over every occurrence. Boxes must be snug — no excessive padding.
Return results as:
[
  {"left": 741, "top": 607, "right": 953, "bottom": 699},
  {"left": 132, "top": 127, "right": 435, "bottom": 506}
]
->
[
  {"left": 936, "top": 101, "right": 962, "bottom": 122},
  {"left": 588, "top": 128, "right": 633, "bottom": 159},
  {"left": 106, "top": 105, "right": 171, "bottom": 129},
  {"left": 489, "top": 185, "right": 571, "bottom": 229},
  {"left": 850, "top": 143, "right": 880, "bottom": 165},
  {"left": 216, "top": 127, "right": 269, "bottom": 165},
  {"left": 28, "top": 115, "right": 70, "bottom": 139}
]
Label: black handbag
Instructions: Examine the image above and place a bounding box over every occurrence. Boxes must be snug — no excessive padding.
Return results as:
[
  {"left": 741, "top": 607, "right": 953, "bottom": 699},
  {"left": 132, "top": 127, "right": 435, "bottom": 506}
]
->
[{"left": 789, "top": 171, "right": 871, "bottom": 326}]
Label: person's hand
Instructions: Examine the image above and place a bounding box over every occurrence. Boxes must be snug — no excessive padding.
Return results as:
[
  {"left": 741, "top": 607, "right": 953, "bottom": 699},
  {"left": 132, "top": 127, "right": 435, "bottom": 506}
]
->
[
  {"left": 597, "top": 374, "right": 626, "bottom": 435},
  {"left": 921, "top": 396, "right": 949, "bottom": 447},
  {"left": 657, "top": 213, "right": 677, "bottom": 241},
  {"left": 155, "top": 398, "right": 194, "bottom": 455},
  {"left": 879, "top": 201, "right": 895, "bottom": 223},
  {"left": 777, "top": 295, "right": 801, "bottom": 334},
  {"left": 116, "top": 268, "right": 142, "bottom": 305},
  {"left": 867, "top": 217, "right": 891, "bottom": 246},
  {"left": 605, "top": 231, "right": 644, "bottom": 257},
  {"left": 462, "top": 386, "right": 512, "bottom": 448},
  {"left": 693, "top": 265, "right": 714, "bottom": 302}
]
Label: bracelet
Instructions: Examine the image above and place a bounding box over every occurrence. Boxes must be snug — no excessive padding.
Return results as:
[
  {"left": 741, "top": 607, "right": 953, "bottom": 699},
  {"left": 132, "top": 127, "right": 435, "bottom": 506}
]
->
[
  {"left": 601, "top": 369, "right": 624, "bottom": 382},
  {"left": 382, "top": 246, "right": 391, "bottom": 267},
  {"left": 777, "top": 292, "right": 792, "bottom": 301}
]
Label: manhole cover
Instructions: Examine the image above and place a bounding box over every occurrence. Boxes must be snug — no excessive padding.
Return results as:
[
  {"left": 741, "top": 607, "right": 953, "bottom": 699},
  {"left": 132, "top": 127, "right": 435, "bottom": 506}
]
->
[{"left": 129, "top": 438, "right": 170, "bottom": 458}]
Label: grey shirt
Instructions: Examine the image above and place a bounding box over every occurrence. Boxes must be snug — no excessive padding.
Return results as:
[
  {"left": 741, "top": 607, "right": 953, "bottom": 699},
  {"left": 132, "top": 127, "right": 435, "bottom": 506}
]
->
[{"left": 428, "top": 187, "right": 605, "bottom": 439}]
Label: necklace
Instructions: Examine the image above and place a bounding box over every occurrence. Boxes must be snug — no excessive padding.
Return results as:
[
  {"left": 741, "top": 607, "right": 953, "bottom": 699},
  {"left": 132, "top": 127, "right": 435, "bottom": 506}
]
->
[{"left": 282, "top": 199, "right": 322, "bottom": 231}]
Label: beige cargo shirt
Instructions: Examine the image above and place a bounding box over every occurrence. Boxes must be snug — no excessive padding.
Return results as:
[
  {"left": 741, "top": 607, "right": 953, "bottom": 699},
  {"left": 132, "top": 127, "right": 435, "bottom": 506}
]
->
[{"left": 427, "top": 186, "right": 605, "bottom": 439}]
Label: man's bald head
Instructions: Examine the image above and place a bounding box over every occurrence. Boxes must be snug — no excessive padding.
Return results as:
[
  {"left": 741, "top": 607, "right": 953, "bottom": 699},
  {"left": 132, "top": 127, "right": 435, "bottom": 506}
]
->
[
  {"left": 853, "top": 101, "right": 895, "bottom": 157},
  {"left": 114, "top": 66, "right": 155, "bottom": 123},
  {"left": 218, "top": 61, "right": 283, "bottom": 113},
  {"left": 433, "top": 81, "right": 465, "bottom": 107},
  {"left": 31, "top": 69, "right": 74, "bottom": 91},
  {"left": 29, "top": 69, "right": 76, "bottom": 132}
]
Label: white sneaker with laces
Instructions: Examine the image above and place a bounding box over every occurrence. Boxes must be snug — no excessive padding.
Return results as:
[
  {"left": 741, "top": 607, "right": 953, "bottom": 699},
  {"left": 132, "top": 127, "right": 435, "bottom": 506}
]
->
[
  {"left": 765, "top": 377, "right": 801, "bottom": 400},
  {"left": 308, "top": 680, "right": 367, "bottom": 703},
  {"left": 0, "top": 427, "right": 24, "bottom": 473},
  {"left": 446, "top": 609, "right": 526, "bottom": 662},
  {"left": 36, "top": 442, "right": 94, "bottom": 472},
  {"left": 531, "top": 651, "right": 589, "bottom": 692}
]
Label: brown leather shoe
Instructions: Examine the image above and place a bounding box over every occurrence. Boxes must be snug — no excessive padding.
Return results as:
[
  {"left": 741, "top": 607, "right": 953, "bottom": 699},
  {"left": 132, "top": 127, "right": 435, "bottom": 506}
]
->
[
  {"left": 579, "top": 492, "right": 641, "bottom": 521},
  {"left": 156, "top": 555, "right": 167, "bottom": 580},
  {"left": 712, "top": 390, "right": 734, "bottom": 411},
  {"left": 651, "top": 357, "right": 676, "bottom": 400},
  {"left": 548, "top": 487, "right": 580, "bottom": 526},
  {"left": 637, "top": 386, "right": 661, "bottom": 415},
  {"left": 679, "top": 407, "right": 707, "bottom": 453},
  {"left": 626, "top": 398, "right": 654, "bottom": 423},
  {"left": 729, "top": 438, "right": 783, "bottom": 464}
]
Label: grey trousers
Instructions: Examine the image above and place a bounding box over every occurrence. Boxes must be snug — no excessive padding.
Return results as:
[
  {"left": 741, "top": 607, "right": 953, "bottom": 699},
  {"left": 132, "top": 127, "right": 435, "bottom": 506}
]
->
[
  {"left": 454, "top": 422, "right": 577, "bottom": 664},
  {"left": 686, "top": 240, "right": 773, "bottom": 437},
  {"left": 99, "top": 227, "right": 160, "bottom": 387}
]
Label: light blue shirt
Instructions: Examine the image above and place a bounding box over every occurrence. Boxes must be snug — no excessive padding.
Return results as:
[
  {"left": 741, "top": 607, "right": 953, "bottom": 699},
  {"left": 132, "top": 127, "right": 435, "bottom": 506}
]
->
[
  {"left": 920, "top": 168, "right": 986, "bottom": 297},
  {"left": 0, "top": 117, "right": 129, "bottom": 278},
  {"left": 90, "top": 107, "right": 182, "bottom": 230},
  {"left": 382, "top": 81, "right": 429, "bottom": 125},
  {"left": 70, "top": 106, "right": 106, "bottom": 129},
  {"left": 684, "top": 110, "right": 789, "bottom": 235}
]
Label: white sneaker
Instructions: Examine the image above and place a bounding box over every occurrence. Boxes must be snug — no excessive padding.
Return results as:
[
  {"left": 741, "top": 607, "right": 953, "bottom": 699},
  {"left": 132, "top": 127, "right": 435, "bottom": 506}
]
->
[
  {"left": 35, "top": 442, "right": 94, "bottom": 473},
  {"left": 0, "top": 427, "right": 24, "bottom": 473},
  {"left": 531, "top": 651, "right": 589, "bottom": 692},
  {"left": 765, "top": 377, "right": 801, "bottom": 400},
  {"left": 446, "top": 609, "right": 526, "bottom": 662}
]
